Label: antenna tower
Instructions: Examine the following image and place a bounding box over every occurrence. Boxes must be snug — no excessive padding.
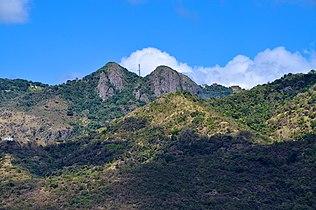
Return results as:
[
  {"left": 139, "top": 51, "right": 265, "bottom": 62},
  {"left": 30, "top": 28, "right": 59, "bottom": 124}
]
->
[{"left": 138, "top": 64, "right": 141, "bottom": 76}]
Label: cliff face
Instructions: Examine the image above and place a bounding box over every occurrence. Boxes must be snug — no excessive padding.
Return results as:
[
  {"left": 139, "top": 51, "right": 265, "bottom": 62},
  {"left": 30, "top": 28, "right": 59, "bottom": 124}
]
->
[
  {"left": 97, "top": 72, "right": 114, "bottom": 100},
  {"left": 106, "top": 63, "right": 126, "bottom": 91},
  {"left": 96, "top": 62, "right": 129, "bottom": 100},
  {"left": 96, "top": 63, "right": 202, "bottom": 101},
  {"left": 146, "top": 66, "right": 202, "bottom": 98}
]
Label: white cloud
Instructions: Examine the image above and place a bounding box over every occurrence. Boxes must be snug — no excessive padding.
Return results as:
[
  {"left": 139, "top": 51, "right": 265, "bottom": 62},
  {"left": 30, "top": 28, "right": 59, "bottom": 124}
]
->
[
  {"left": 193, "top": 47, "right": 315, "bottom": 88},
  {"left": 120, "top": 47, "right": 316, "bottom": 89},
  {"left": 0, "top": 0, "right": 29, "bottom": 23},
  {"left": 120, "top": 47, "right": 193, "bottom": 76}
]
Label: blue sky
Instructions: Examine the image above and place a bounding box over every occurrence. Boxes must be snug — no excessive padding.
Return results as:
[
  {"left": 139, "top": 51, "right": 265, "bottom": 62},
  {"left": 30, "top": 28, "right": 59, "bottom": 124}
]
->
[{"left": 0, "top": 0, "right": 316, "bottom": 88}]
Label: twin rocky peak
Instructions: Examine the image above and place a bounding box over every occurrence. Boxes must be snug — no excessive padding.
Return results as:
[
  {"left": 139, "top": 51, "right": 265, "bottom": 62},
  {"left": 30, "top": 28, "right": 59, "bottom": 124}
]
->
[{"left": 95, "top": 62, "right": 202, "bottom": 102}]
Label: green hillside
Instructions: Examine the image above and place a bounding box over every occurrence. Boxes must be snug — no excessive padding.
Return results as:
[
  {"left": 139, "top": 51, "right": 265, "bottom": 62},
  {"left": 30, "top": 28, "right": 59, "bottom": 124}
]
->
[
  {"left": 267, "top": 83, "right": 316, "bottom": 140},
  {"left": 0, "top": 90, "right": 315, "bottom": 208},
  {"left": 0, "top": 78, "right": 48, "bottom": 103},
  {"left": 0, "top": 66, "right": 315, "bottom": 209},
  {"left": 200, "top": 84, "right": 233, "bottom": 99},
  {"left": 97, "top": 91, "right": 261, "bottom": 167},
  {"left": 209, "top": 70, "right": 316, "bottom": 139},
  {"left": 0, "top": 63, "right": 147, "bottom": 144}
]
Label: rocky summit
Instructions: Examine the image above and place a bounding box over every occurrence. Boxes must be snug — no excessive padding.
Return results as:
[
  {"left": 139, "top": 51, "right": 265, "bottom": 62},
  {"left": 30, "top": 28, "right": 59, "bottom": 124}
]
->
[{"left": 146, "top": 65, "right": 202, "bottom": 97}]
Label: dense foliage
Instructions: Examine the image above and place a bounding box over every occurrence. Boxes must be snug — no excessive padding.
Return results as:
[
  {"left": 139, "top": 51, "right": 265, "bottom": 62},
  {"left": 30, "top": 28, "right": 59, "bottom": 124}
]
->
[
  {"left": 267, "top": 84, "right": 316, "bottom": 140},
  {"left": 200, "top": 84, "right": 233, "bottom": 99},
  {"left": 0, "top": 132, "right": 315, "bottom": 209},
  {"left": 0, "top": 78, "right": 47, "bottom": 103},
  {"left": 209, "top": 70, "right": 316, "bottom": 136}
]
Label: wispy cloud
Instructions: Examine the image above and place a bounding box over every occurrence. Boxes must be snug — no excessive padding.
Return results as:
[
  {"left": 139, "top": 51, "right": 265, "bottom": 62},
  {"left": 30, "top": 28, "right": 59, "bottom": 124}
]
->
[
  {"left": 176, "top": 5, "right": 198, "bottom": 21},
  {"left": 120, "top": 47, "right": 316, "bottom": 89},
  {"left": 0, "top": 0, "right": 30, "bottom": 24},
  {"left": 175, "top": 0, "right": 199, "bottom": 21}
]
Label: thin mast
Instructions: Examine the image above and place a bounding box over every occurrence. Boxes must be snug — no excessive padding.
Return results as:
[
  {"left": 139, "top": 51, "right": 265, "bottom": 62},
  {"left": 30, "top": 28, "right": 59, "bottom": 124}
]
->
[{"left": 138, "top": 64, "right": 141, "bottom": 76}]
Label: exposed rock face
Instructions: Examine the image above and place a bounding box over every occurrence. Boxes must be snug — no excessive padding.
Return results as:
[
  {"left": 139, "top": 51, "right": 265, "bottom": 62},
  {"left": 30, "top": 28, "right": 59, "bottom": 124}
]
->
[
  {"left": 107, "top": 63, "right": 125, "bottom": 91},
  {"left": 97, "top": 63, "right": 126, "bottom": 100},
  {"left": 147, "top": 66, "right": 202, "bottom": 97},
  {"left": 97, "top": 72, "right": 114, "bottom": 100},
  {"left": 97, "top": 63, "right": 202, "bottom": 101},
  {"left": 133, "top": 89, "right": 150, "bottom": 103}
]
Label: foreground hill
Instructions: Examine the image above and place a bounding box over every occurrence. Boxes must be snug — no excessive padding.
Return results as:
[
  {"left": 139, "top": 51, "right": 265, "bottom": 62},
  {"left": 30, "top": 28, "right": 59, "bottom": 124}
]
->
[
  {"left": 97, "top": 92, "right": 262, "bottom": 167},
  {"left": 0, "top": 92, "right": 315, "bottom": 209}
]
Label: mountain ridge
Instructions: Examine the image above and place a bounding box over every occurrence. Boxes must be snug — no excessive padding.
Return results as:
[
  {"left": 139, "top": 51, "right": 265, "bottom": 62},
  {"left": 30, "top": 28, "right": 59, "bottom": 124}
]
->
[{"left": 0, "top": 62, "right": 233, "bottom": 144}]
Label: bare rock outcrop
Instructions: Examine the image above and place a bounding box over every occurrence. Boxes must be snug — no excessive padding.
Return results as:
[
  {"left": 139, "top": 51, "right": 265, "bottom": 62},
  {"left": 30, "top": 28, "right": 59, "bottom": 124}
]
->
[
  {"left": 96, "top": 63, "right": 202, "bottom": 102},
  {"left": 147, "top": 66, "right": 202, "bottom": 98},
  {"left": 97, "top": 72, "right": 115, "bottom": 100},
  {"left": 96, "top": 63, "right": 126, "bottom": 100},
  {"left": 107, "top": 63, "right": 125, "bottom": 91}
]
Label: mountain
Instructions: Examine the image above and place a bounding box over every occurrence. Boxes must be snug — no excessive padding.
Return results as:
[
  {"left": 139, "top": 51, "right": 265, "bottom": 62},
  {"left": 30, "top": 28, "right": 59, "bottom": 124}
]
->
[
  {"left": 0, "top": 62, "right": 232, "bottom": 145},
  {"left": 1, "top": 63, "right": 315, "bottom": 209}
]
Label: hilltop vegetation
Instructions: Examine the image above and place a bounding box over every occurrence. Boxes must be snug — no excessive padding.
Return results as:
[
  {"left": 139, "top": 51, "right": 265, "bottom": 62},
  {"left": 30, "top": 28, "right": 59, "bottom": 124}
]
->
[
  {"left": 0, "top": 78, "right": 47, "bottom": 103},
  {"left": 209, "top": 70, "right": 316, "bottom": 139},
  {"left": 200, "top": 84, "right": 233, "bottom": 99}
]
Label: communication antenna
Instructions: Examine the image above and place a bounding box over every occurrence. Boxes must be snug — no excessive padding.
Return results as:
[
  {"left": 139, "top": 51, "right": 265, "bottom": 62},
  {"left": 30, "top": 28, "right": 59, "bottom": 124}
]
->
[{"left": 138, "top": 64, "right": 141, "bottom": 76}]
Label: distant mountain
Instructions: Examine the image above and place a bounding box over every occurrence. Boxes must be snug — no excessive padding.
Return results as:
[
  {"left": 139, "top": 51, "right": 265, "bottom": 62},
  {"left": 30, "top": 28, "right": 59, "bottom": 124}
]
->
[
  {"left": 1, "top": 64, "right": 315, "bottom": 145},
  {"left": 0, "top": 62, "right": 232, "bottom": 144},
  {"left": 0, "top": 78, "right": 48, "bottom": 103}
]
